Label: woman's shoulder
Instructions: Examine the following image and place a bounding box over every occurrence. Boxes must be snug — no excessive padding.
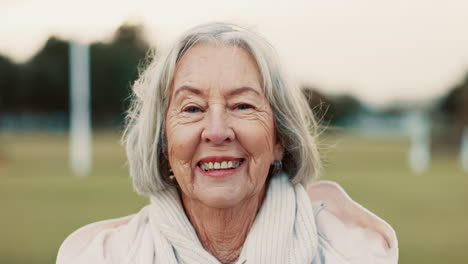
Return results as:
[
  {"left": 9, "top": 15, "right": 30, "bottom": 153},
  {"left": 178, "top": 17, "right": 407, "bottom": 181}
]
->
[
  {"left": 57, "top": 206, "right": 152, "bottom": 264},
  {"left": 306, "top": 181, "right": 399, "bottom": 264}
]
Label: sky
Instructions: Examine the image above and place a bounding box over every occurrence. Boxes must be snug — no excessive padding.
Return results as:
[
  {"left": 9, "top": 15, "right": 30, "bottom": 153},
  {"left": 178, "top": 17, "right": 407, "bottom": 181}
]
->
[{"left": 1, "top": 0, "right": 468, "bottom": 108}]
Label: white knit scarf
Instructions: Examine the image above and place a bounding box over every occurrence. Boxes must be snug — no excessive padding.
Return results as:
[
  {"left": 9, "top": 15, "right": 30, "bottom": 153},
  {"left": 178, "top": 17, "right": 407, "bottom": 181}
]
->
[{"left": 148, "top": 174, "right": 318, "bottom": 264}]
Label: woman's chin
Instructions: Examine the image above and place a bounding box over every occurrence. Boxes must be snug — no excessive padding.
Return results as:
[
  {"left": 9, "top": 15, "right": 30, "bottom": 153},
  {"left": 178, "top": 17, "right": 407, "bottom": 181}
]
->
[{"left": 196, "top": 187, "right": 247, "bottom": 209}]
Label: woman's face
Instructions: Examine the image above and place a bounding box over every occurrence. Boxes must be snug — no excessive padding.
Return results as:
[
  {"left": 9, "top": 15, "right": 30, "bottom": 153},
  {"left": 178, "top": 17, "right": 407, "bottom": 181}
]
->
[{"left": 166, "top": 43, "right": 283, "bottom": 209}]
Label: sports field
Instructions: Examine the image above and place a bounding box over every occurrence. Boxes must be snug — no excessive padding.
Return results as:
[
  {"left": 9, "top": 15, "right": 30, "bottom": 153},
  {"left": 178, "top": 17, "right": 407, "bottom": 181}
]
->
[{"left": 0, "top": 131, "right": 467, "bottom": 263}]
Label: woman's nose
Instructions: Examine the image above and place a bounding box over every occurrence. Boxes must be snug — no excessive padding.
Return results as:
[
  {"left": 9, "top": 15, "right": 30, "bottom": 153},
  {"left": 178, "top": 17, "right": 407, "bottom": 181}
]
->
[{"left": 201, "top": 106, "right": 235, "bottom": 144}]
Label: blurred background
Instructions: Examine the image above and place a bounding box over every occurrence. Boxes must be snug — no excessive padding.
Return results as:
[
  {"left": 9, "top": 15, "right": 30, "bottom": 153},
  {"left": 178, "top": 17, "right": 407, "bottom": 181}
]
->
[{"left": 1, "top": 0, "right": 468, "bottom": 263}]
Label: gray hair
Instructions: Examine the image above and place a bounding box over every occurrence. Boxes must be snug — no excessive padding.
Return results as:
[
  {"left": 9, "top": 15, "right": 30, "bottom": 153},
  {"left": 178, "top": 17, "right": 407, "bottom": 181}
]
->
[{"left": 123, "top": 22, "right": 321, "bottom": 196}]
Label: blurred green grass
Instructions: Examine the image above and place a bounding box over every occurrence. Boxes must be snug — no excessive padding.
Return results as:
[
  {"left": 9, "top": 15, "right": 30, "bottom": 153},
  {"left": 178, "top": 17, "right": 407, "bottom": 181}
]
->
[{"left": 1, "top": 131, "right": 467, "bottom": 263}]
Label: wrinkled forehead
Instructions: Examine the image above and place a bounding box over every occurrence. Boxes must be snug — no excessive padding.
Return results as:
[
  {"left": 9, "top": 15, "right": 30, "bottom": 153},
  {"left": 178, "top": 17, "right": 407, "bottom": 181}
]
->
[
  {"left": 170, "top": 42, "right": 263, "bottom": 97},
  {"left": 178, "top": 36, "right": 264, "bottom": 76}
]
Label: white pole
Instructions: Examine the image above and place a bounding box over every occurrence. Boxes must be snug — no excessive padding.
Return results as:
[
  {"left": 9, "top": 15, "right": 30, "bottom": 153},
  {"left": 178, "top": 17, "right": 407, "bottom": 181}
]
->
[
  {"left": 406, "top": 111, "right": 430, "bottom": 174},
  {"left": 69, "top": 41, "right": 92, "bottom": 176},
  {"left": 461, "top": 126, "right": 468, "bottom": 173}
]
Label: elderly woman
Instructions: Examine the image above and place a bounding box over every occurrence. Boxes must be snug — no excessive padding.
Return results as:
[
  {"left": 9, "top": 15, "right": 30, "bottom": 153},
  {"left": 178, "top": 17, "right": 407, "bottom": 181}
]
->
[{"left": 57, "top": 22, "right": 398, "bottom": 264}]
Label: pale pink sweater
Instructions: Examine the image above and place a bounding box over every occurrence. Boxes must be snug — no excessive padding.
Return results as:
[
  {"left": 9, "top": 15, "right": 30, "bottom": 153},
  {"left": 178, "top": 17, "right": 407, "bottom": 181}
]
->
[{"left": 57, "top": 180, "right": 398, "bottom": 263}]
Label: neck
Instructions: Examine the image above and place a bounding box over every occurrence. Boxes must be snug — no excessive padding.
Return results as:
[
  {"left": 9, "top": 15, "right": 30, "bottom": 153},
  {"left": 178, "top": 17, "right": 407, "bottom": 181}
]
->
[{"left": 181, "top": 189, "right": 266, "bottom": 264}]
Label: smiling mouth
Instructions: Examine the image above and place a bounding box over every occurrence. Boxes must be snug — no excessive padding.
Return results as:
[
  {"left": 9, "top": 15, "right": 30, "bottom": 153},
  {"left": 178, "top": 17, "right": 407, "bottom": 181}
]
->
[{"left": 197, "top": 159, "right": 245, "bottom": 171}]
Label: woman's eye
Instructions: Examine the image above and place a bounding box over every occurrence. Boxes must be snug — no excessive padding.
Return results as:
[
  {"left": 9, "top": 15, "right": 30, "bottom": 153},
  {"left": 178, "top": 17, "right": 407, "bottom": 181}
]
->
[
  {"left": 184, "top": 106, "right": 201, "bottom": 113},
  {"left": 236, "top": 104, "right": 253, "bottom": 110}
]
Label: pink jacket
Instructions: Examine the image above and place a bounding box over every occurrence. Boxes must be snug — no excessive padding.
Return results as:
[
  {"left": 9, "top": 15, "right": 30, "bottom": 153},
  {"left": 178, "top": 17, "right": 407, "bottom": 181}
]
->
[
  {"left": 57, "top": 181, "right": 398, "bottom": 263},
  {"left": 308, "top": 181, "right": 398, "bottom": 263}
]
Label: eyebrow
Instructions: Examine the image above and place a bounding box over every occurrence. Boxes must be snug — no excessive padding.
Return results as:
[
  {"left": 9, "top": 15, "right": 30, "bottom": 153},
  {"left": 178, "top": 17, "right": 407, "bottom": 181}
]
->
[
  {"left": 227, "top": 86, "right": 260, "bottom": 97},
  {"left": 174, "top": 85, "right": 204, "bottom": 99},
  {"left": 174, "top": 85, "right": 260, "bottom": 99}
]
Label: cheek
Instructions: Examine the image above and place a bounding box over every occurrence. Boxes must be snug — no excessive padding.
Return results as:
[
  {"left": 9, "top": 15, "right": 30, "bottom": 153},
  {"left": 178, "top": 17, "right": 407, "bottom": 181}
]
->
[
  {"left": 166, "top": 122, "right": 201, "bottom": 167},
  {"left": 236, "top": 117, "right": 276, "bottom": 163}
]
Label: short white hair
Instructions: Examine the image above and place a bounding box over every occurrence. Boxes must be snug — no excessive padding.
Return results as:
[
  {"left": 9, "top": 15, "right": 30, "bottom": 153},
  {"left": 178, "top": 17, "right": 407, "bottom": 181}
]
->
[{"left": 123, "top": 22, "right": 321, "bottom": 196}]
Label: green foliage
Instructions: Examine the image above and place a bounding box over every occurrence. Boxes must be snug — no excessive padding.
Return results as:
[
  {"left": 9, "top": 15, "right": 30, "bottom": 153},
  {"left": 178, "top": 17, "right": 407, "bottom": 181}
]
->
[
  {"left": 436, "top": 73, "right": 468, "bottom": 146},
  {"left": 303, "top": 88, "right": 362, "bottom": 126},
  {"left": 440, "top": 73, "right": 468, "bottom": 125},
  {"left": 21, "top": 37, "right": 70, "bottom": 112},
  {"left": 90, "top": 24, "right": 149, "bottom": 125},
  {"left": 0, "top": 23, "right": 150, "bottom": 126},
  {"left": 0, "top": 55, "right": 19, "bottom": 110}
]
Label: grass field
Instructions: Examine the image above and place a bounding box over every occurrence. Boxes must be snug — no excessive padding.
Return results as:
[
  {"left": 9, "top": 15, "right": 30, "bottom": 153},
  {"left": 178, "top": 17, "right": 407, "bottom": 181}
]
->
[{"left": 0, "top": 131, "right": 467, "bottom": 263}]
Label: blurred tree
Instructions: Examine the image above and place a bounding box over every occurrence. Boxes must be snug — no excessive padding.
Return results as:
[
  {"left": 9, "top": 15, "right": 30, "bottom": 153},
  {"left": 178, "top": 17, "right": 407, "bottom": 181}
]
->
[
  {"left": 0, "top": 22, "right": 151, "bottom": 129},
  {"left": 90, "top": 23, "right": 149, "bottom": 125},
  {"left": 303, "top": 87, "right": 361, "bottom": 126},
  {"left": 441, "top": 73, "right": 468, "bottom": 123},
  {"left": 0, "top": 55, "right": 19, "bottom": 111},
  {"left": 330, "top": 94, "right": 362, "bottom": 125},
  {"left": 439, "top": 72, "right": 468, "bottom": 141},
  {"left": 21, "top": 37, "right": 70, "bottom": 112}
]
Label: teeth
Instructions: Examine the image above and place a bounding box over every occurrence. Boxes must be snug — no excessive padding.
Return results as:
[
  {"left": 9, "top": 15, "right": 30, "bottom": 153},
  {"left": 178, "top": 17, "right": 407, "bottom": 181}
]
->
[{"left": 199, "top": 160, "right": 242, "bottom": 171}]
